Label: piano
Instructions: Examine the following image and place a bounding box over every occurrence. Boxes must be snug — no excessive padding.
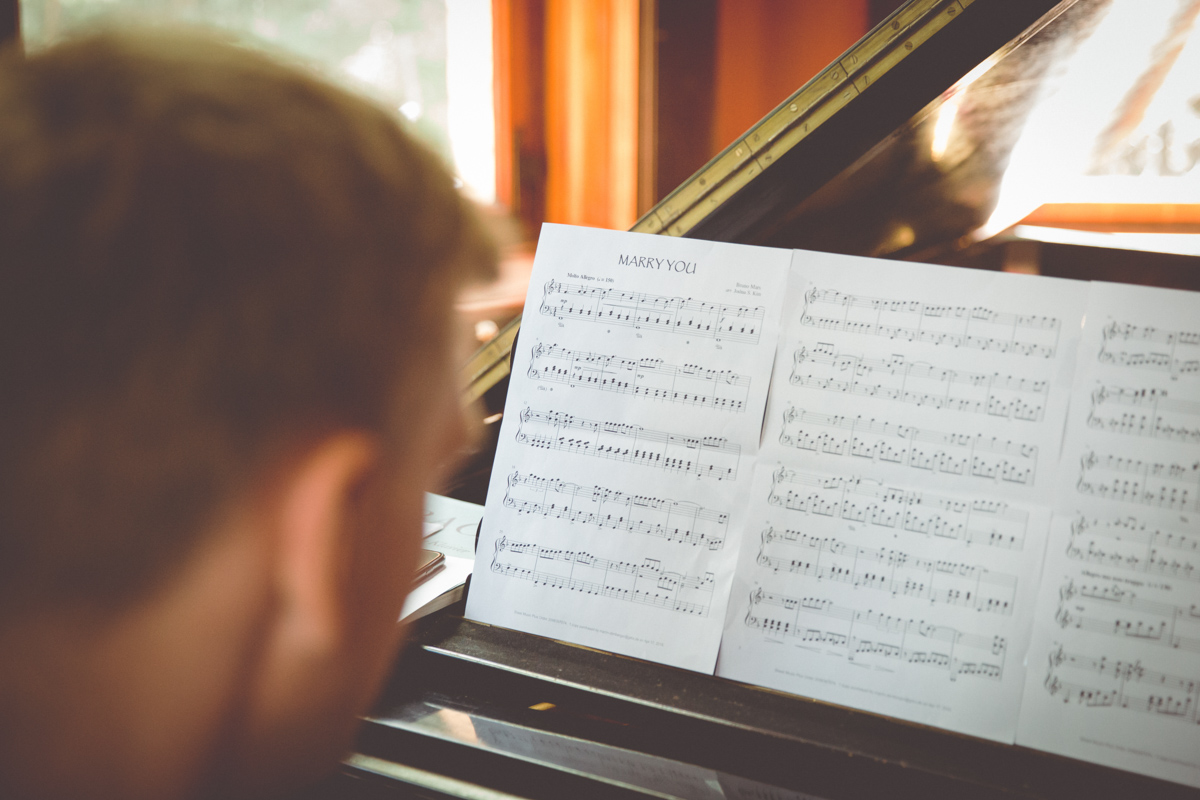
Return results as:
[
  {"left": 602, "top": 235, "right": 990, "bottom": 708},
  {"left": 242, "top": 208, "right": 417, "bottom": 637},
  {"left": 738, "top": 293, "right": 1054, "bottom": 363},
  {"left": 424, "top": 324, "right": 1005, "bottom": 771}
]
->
[{"left": 328, "top": 1, "right": 1200, "bottom": 797}]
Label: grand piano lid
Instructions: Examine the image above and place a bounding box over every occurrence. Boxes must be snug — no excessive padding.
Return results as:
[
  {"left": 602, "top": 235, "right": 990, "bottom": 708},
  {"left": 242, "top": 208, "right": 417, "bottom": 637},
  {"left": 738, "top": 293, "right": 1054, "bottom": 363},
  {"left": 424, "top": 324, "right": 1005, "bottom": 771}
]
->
[{"left": 464, "top": 0, "right": 1087, "bottom": 403}]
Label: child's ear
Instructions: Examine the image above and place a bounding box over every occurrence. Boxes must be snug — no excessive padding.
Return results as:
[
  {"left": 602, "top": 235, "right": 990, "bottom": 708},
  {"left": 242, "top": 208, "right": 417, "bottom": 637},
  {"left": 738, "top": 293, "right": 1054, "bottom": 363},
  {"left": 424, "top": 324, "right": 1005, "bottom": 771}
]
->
[
  {"left": 271, "top": 433, "right": 380, "bottom": 657},
  {"left": 229, "top": 432, "right": 383, "bottom": 795}
]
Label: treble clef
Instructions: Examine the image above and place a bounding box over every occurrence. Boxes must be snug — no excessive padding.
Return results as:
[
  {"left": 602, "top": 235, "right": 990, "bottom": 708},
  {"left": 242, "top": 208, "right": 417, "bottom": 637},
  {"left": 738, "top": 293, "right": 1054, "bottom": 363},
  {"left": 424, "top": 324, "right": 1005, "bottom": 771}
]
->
[
  {"left": 514, "top": 408, "right": 532, "bottom": 444},
  {"left": 527, "top": 345, "right": 542, "bottom": 380},
  {"left": 1049, "top": 645, "right": 1065, "bottom": 667},
  {"left": 1054, "top": 606, "right": 1074, "bottom": 629}
]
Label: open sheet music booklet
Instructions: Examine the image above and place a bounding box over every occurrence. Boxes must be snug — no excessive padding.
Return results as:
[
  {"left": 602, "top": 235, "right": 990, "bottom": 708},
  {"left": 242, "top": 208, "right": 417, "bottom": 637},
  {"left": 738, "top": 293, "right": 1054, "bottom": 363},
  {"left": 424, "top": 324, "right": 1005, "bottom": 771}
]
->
[{"left": 464, "top": 223, "right": 1200, "bottom": 788}]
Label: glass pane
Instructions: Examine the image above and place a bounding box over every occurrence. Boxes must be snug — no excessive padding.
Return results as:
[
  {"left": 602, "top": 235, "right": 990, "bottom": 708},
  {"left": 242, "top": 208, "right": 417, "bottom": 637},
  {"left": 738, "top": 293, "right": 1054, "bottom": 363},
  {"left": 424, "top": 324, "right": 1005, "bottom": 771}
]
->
[{"left": 19, "top": 0, "right": 495, "bottom": 201}]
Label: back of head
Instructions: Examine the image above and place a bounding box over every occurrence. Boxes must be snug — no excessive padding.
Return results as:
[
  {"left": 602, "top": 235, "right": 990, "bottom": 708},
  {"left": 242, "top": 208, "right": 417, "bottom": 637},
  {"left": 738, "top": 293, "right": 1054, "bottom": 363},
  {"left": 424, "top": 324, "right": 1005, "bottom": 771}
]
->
[
  {"left": 0, "top": 28, "right": 495, "bottom": 799},
  {"left": 0, "top": 28, "right": 492, "bottom": 613}
]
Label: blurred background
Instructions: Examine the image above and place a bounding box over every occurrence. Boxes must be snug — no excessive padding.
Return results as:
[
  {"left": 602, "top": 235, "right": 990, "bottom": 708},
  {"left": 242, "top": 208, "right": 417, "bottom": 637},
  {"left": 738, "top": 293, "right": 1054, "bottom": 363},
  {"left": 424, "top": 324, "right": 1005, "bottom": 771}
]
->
[
  {"left": 9, "top": 0, "right": 1200, "bottom": 342},
  {"left": 9, "top": 0, "right": 907, "bottom": 338}
]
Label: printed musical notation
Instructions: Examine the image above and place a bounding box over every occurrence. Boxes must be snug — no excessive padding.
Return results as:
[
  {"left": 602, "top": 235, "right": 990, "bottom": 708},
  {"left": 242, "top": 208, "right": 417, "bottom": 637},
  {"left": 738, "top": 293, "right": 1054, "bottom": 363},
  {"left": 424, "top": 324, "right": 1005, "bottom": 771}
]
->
[
  {"left": 768, "top": 466, "right": 1029, "bottom": 549},
  {"left": 515, "top": 408, "right": 740, "bottom": 480},
  {"left": 790, "top": 344, "right": 1048, "bottom": 422},
  {"left": 539, "top": 280, "right": 766, "bottom": 344},
  {"left": 1099, "top": 321, "right": 1200, "bottom": 378},
  {"left": 502, "top": 471, "right": 728, "bottom": 549},
  {"left": 743, "top": 588, "right": 1007, "bottom": 680},
  {"left": 1043, "top": 645, "right": 1200, "bottom": 724},
  {"left": 799, "top": 287, "right": 1060, "bottom": 357},
  {"left": 1066, "top": 516, "right": 1199, "bottom": 583},
  {"left": 779, "top": 405, "right": 1038, "bottom": 485},
  {"left": 490, "top": 536, "right": 715, "bottom": 616},
  {"left": 526, "top": 342, "right": 750, "bottom": 412},
  {"left": 756, "top": 527, "right": 1017, "bottom": 614},
  {"left": 1054, "top": 579, "right": 1200, "bottom": 654},
  {"left": 1088, "top": 385, "right": 1200, "bottom": 444},
  {"left": 1077, "top": 449, "right": 1200, "bottom": 512}
]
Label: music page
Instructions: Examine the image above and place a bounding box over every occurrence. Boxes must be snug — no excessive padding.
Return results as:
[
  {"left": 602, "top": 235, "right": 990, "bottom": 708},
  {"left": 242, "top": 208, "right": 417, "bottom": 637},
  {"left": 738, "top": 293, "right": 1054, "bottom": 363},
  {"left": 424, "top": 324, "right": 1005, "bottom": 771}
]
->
[
  {"left": 716, "top": 250, "right": 1088, "bottom": 741},
  {"left": 1017, "top": 282, "right": 1200, "bottom": 788},
  {"left": 465, "top": 224, "right": 791, "bottom": 672}
]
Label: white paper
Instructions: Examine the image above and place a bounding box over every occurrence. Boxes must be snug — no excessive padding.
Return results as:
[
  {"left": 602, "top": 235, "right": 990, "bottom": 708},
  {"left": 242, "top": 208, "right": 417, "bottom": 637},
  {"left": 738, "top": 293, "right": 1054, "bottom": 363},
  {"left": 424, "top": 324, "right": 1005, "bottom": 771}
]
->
[
  {"left": 465, "top": 224, "right": 791, "bottom": 672},
  {"left": 715, "top": 251, "right": 1088, "bottom": 741},
  {"left": 1017, "top": 282, "right": 1200, "bottom": 787},
  {"left": 423, "top": 492, "right": 485, "bottom": 560},
  {"left": 401, "top": 555, "right": 473, "bottom": 621}
]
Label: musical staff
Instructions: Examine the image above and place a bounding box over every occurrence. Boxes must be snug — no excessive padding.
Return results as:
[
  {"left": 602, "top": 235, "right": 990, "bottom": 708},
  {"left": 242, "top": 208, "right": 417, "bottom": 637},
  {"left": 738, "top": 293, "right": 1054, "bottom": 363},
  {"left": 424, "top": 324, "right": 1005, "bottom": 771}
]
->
[
  {"left": 744, "top": 588, "right": 1006, "bottom": 680},
  {"left": 1077, "top": 449, "right": 1200, "bottom": 512},
  {"left": 539, "top": 280, "right": 765, "bottom": 344},
  {"left": 1087, "top": 385, "right": 1200, "bottom": 444},
  {"left": 1066, "top": 516, "right": 1200, "bottom": 583},
  {"left": 1055, "top": 579, "right": 1200, "bottom": 654},
  {"left": 1099, "top": 320, "right": 1200, "bottom": 378},
  {"left": 515, "top": 408, "right": 740, "bottom": 480},
  {"left": 780, "top": 405, "right": 1038, "bottom": 485},
  {"left": 1043, "top": 646, "right": 1200, "bottom": 725},
  {"left": 768, "top": 466, "right": 1029, "bottom": 549},
  {"left": 799, "top": 287, "right": 1060, "bottom": 357},
  {"left": 526, "top": 342, "right": 750, "bottom": 412},
  {"left": 757, "top": 527, "right": 1017, "bottom": 614},
  {"left": 490, "top": 536, "right": 714, "bottom": 616},
  {"left": 503, "top": 471, "right": 728, "bottom": 549},
  {"left": 790, "top": 343, "right": 1048, "bottom": 422}
]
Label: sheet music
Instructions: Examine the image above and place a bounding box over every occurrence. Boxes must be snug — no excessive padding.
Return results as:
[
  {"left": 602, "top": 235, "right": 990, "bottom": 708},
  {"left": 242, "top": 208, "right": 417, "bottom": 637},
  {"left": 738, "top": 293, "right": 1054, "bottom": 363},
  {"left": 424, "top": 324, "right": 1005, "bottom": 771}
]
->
[
  {"left": 1017, "top": 282, "right": 1200, "bottom": 788},
  {"left": 716, "top": 251, "right": 1087, "bottom": 741},
  {"left": 465, "top": 224, "right": 790, "bottom": 671}
]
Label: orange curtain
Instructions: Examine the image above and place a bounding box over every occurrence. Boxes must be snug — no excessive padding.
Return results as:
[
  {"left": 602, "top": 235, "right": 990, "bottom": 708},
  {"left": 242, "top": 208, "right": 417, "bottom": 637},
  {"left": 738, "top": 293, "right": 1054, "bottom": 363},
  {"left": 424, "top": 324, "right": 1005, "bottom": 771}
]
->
[{"left": 544, "top": 0, "right": 641, "bottom": 230}]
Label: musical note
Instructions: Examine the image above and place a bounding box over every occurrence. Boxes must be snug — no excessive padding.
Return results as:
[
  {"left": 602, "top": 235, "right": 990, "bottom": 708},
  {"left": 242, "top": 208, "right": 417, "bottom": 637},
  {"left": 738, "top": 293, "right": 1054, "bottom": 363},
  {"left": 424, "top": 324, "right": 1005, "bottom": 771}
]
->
[
  {"left": 1053, "top": 578, "right": 1200, "bottom": 654},
  {"left": 1098, "top": 320, "right": 1200, "bottom": 378},
  {"left": 540, "top": 280, "right": 766, "bottom": 344},
  {"left": 756, "top": 527, "right": 1018, "bottom": 614},
  {"left": 1066, "top": 516, "right": 1200, "bottom": 583},
  {"left": 799, "top": 287, "right": 1060, "bottom": 357},
  {"left": 1043, "top": 645, "right": 1200, "bottom": 724},
  {"left": 527, "top": 342, "right": 751, "bottom": 412},
  {"left": 503, "top": 471, "right": 728, "bottom": 549},
  {"left": 1076, "top": 449, "right": 1200, "bottom": 512},
  {"left": 743, "top": 588, "right": 1006, "bottom": 680},
  {"left": 768, "top": 466, "right": 1029, "bottom": 549},
  {"left": 490, "top": 536, "right": 715, "bottom": 616},
  {"left": 779, "top": 405, "right": 1039, "bottom": 485},
  {"left": 1087, "top": 385, "right": 1200, "bottom": 443},
  {"left": 789, "top": 344, "right": 1048, "bottom": 421},
  {"left": 515, "top": 408, "right": 740, "bottom": 480}
]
